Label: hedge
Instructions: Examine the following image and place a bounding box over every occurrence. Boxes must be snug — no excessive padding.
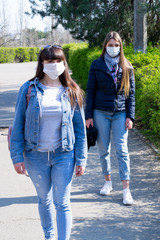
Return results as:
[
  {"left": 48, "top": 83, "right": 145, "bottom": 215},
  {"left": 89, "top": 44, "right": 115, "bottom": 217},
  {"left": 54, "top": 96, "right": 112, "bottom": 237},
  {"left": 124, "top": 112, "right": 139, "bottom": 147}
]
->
[
  {"left": 0, "top": 47, "right": 39, "bottom": 63},
  {"left": 63, "top": 43, "right": 160, "bottom": 136},
  {"left": 126, "top": 51, "right": 160, "bottom": 135},
  {"left": 62, "top": 43, "right": 77, "bottom": 63},
  {"left": 0, "top": 48, "right": 16, "bottom": 63}
]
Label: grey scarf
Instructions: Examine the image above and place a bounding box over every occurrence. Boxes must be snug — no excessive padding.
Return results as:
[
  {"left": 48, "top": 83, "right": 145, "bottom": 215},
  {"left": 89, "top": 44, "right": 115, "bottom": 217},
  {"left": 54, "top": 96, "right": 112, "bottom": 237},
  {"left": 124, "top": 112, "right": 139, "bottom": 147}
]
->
[
  {"left": 104, "top": 52, "right": 120, "bottom": 67},
  {"left": 104, "top": 52, "right": 120, "bottom": 85}
]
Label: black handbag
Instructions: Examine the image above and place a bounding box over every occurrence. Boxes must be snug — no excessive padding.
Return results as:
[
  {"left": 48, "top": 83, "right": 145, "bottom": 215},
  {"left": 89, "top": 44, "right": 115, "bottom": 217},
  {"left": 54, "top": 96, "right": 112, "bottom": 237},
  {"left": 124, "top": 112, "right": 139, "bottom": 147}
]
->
[{"left": 86, "top": 125, "right": 98, "bottom": 150}]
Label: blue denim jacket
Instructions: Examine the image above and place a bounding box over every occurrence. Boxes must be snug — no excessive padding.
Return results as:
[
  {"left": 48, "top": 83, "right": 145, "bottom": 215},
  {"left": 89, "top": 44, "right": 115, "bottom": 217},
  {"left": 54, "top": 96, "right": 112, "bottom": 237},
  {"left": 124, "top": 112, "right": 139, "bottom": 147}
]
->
[{"left": 10, "top": 78, "right": 87, "bottom": 167}]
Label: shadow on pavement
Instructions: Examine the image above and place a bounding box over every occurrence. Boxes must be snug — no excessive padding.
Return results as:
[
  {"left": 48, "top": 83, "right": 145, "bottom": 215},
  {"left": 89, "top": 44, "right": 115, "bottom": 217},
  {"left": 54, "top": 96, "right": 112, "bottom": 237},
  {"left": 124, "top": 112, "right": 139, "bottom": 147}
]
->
[
  {"left": 0, "top": 196, "right": 37, "bottom": 207},
  {"left": 0, "top": 90, "right": 18, "bottom": 107},
  {"left": 71, "top": 215, "right": 159, "bottom": 240},
  {"left": 70, "top": 131, "right": 160, "bottom": 240},
  {"left": 0, "top": 89, "right": 18, "bottom": 126}
]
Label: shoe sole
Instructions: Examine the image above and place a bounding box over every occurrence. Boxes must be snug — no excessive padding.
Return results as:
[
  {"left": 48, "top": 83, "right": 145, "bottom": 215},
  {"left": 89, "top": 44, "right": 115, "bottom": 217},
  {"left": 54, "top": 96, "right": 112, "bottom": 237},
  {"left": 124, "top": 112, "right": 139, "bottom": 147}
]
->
[
  {"left": 100, "top": 193, "right": 110, "bottom": 196},
  {"left": 123, "top": 201, "right": 134, "bottom": 206}
]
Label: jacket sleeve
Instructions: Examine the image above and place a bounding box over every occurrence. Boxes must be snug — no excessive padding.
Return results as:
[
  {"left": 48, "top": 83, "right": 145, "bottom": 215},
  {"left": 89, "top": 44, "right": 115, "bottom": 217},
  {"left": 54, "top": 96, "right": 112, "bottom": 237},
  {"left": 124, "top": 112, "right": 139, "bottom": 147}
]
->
[
  {"left": 73, "top": 103, "right": 87, "bottom": 167},
  {"left": 10, "top": 84, "right": 28, "bottom": 164},
  {"left": 85, "top": 62, "right": 97, "bottom": 119},
  {"left": 126, "top": 69, "right": 135, "bottom": 122}
]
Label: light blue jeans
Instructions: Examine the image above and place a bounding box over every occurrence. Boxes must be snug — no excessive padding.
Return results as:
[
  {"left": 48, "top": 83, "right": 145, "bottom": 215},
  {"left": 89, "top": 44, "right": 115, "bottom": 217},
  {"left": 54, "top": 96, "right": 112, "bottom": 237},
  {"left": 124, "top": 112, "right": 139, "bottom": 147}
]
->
[
  {"left": 24, "top": 146, "right": 75, "bottom": 240},
  {"left": 93, "top": 110, "right": 130, "bottom": 180}
]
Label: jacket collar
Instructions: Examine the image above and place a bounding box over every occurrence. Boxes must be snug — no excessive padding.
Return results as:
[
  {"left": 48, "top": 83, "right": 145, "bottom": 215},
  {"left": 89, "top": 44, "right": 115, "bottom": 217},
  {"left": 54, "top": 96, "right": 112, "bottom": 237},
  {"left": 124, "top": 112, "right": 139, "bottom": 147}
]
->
[
  {"left": 95, "top": 57, "right": 123, "bottom": 80},
  {"left": 29, "top": 77, "right": 69, "bottom": 92},
  {"left": 95, "top": 57, "right": 112, "bottom": 76}
]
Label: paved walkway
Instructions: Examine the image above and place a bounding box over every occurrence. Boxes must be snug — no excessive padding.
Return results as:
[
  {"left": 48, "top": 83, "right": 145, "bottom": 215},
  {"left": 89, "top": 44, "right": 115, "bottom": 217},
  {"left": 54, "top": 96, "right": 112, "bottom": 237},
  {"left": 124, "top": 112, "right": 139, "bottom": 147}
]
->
[
  {"left": 0, "top": 63, "right": 160, "bottom": 240},
  {"left": 0, "top": 62, "right": 37, "bottom": 127}
]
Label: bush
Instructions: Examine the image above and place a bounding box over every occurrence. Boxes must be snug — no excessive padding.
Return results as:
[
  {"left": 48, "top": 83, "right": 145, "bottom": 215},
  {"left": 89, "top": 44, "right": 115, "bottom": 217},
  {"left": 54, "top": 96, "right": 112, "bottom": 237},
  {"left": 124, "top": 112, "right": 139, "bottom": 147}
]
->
[
  {"left": 128, "top": 53, "right": 160, "bottom": 135},
  {"left": 28, "top": 47, "right": 40, "bottom": 61},
  {"left": 62, "top": 43, "right": 77, "bottom": 63},
  {"left": 67, "top": 43, "right": 101, "bottom": 90},
  {"left": 0, "top": 48, "right": 16, "bottom": 63},
  {"left": 15, "top": 48, "right": 30, "bottom": 62},
  {"left": 0, "top": 47, "right": 39, "bottom": 63}
]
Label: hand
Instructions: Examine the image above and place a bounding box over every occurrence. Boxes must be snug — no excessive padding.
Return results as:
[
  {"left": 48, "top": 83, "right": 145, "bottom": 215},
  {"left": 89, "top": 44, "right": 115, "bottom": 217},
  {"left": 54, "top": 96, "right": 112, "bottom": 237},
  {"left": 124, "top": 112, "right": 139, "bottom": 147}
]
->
[
  {"left": 14, "top": 162, "right": 29, "bottom": 177},
  {"left": 86, "top": 118, "right": 93, "bottom": 128},
  {"left": 125, "top": 118, "right": 133, "bottom": 130},
  {"left": 75, "top": 166, "right": 85, "bottom": 177}
]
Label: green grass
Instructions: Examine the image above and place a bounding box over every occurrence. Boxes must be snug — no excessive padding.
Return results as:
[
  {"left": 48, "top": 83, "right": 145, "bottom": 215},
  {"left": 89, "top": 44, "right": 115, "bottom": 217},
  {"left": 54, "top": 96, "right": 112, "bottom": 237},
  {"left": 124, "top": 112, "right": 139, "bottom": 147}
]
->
[
  {"left": 140, "top": 129, "right": 160, "bottom": 153},
  {"left": 134, "top": 118, "right": 160, "bottom": 157}
]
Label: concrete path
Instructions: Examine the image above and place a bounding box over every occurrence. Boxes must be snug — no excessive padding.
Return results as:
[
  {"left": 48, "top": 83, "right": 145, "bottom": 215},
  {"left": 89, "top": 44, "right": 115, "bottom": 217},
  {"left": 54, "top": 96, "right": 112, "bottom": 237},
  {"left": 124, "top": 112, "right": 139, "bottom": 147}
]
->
[
  {"left": 0, "top": 62, "right": 37, "bottom": 127},
  {"left": 0, "top": 63, "right": 160, "bottom": 240}
]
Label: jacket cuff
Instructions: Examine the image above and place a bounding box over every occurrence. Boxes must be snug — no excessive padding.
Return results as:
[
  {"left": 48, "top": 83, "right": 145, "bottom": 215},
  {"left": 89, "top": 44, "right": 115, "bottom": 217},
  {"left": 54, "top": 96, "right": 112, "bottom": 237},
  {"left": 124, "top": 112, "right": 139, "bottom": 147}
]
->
[
  {"left": 126, "top": 114, "right": 135, "bottom": 123},
  {"left": 76, "top": 159, "right": 87, "bottom": 167},
  {"left": 85, "top": 112, "right": 93, "bottom": 120},
  {"left": 11, "top": 155, "right": 24, "bottom": 165}
]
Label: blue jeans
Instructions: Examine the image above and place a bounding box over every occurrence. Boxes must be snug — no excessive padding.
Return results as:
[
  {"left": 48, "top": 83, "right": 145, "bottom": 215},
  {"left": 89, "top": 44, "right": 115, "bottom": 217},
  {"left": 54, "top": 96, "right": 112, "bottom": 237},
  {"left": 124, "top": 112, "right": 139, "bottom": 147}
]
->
[
  {"left": 93, "top": 110, "right": 130, "bottom": 180},
  {"left": 24, "top": 146, "right": 75, "bottom": 240}
]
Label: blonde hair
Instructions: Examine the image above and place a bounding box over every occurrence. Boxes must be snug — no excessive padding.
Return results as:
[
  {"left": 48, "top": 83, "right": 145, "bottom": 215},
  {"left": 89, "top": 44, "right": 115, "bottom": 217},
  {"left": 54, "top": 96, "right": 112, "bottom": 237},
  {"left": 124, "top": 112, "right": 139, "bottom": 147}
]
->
[{"left": 101, "top": 31, "right": 134, "bottom": 97}]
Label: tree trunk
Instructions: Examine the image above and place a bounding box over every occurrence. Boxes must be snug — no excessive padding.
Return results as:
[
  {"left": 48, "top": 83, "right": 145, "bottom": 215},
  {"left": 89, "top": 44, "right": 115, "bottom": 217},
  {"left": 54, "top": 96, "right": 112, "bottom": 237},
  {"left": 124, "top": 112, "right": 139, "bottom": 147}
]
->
[{"left": 134, "top": 0, "right": 147, "bottom": 53}]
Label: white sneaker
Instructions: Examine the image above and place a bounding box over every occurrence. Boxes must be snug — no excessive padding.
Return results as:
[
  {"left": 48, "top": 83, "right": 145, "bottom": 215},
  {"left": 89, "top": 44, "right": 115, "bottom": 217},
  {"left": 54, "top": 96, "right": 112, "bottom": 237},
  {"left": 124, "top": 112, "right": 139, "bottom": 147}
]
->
[
  {"left": 123, "top": 189, "right": 134, "bottom": 205},
  {"left": 100, "top": 181, "right": 112, "bottom": 195}
]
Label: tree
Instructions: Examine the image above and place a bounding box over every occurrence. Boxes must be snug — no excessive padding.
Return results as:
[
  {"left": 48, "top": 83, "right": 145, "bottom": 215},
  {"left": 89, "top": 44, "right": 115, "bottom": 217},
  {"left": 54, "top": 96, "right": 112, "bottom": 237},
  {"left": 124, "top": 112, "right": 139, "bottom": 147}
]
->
[
  {"left": 0, "top": 0, "right": 14, "bottom": 46},
  {"left": 22, "top": 28, "right": 50, "bottom": 46},
  {"left": 18, "top": 0, "right": 25, "bottom": 47},
  {"left": 147, "top": 0, "right": 160, "bottom": 46},
  {"left": 134, "top": 0, "right": 147, "bottom": 53},
  {"left": 28, "top": 0, "right": 159, "bottom": 46},
  {"left": 0, "top": 24, "right": 14, "bottom": 47}
]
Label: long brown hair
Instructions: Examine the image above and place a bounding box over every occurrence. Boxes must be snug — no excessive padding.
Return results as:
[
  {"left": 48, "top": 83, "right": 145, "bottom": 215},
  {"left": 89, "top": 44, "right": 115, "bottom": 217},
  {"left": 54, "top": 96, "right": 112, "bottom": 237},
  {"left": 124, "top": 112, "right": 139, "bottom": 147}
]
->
[
  {"left": 31, "top": 46, "right": 84, "bottom": 108},
  {"left": 101, "top": 31, "right": 133, "bottom": 97}
]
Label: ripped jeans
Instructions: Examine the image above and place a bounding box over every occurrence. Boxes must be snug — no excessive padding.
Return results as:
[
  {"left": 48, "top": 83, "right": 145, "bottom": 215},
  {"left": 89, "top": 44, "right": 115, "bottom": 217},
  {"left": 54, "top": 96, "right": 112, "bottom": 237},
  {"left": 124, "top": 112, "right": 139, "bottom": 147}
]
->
[{"left": 24, "top": 146, "right": 75, "bottom": 240}]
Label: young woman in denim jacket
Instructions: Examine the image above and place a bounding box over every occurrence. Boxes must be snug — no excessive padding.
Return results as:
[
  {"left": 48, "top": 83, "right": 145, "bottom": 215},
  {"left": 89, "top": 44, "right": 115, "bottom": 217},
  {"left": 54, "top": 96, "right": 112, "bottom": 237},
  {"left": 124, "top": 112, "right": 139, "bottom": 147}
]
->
[
  {"left": 10, "top": 45, "right": 87, "bottom": 240},
  {"left": 85, "top": 32, "right": 135, "bottom": 205}
]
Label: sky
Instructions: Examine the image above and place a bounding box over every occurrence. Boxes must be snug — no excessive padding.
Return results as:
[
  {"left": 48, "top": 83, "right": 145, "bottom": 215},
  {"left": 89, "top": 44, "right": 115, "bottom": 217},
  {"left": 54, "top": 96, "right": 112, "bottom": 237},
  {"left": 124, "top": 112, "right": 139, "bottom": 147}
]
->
[{"left": 0, "top": 0, "right": 51, "bottom": 33}]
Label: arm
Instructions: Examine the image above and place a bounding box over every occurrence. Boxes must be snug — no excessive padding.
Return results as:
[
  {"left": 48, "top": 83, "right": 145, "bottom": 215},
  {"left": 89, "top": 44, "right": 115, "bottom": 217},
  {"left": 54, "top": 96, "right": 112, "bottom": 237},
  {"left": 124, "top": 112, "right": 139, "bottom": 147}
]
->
[
  {"left": 85, "top": 62, "right": 97, "bottom": 120},
  {"left": 73, "top": 103, "right": 87, "bottom": 173},
  {"left": 10, "top": 83, "right": 28, "bottom": 164},
  {"left": 126, "top": 69, "right": 135, "bottom": 123}
]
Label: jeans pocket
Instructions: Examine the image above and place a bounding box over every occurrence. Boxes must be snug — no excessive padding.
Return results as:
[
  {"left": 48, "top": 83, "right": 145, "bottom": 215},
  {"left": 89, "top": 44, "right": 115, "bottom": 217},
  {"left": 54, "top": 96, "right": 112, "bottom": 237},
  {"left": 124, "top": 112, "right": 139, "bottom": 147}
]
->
[
  {"left": 25, "top": 148, "right": 33, "bottom": 153},
  {"left": 24, "top": 149, "right": 33, "bottom": 159}
]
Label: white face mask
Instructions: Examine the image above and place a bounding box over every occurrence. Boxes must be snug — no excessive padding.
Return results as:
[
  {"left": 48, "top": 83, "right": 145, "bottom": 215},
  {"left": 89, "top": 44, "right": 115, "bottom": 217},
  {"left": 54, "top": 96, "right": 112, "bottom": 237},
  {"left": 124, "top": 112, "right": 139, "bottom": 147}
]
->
[
  {"left": 43, "top": 61, "right": 65, "bottom": 80},
  {"left": 106, "top": 46, "right": 120, "bottom": 58}
]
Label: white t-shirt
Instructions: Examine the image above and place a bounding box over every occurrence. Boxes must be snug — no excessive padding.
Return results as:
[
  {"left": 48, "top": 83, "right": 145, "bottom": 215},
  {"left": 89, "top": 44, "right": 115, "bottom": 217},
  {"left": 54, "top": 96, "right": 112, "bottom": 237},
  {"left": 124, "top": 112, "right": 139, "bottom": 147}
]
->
[{"left": 37, "top": 83, "right": 64, "bottom": 152}]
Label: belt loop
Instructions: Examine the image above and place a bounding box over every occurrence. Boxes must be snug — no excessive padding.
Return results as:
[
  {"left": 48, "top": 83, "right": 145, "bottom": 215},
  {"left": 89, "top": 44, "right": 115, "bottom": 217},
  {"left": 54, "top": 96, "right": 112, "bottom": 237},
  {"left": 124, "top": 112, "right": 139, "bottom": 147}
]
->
[{"left": 48, "top": 151, "right": 49, "bottom": 161}]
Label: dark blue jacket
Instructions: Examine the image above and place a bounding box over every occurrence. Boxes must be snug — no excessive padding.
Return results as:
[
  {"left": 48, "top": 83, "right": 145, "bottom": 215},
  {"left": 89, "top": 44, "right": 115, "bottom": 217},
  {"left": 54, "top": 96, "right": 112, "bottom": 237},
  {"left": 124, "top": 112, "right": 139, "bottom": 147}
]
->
[{"left": 85, "top": 57, "right": 135, "bottom": 121}]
